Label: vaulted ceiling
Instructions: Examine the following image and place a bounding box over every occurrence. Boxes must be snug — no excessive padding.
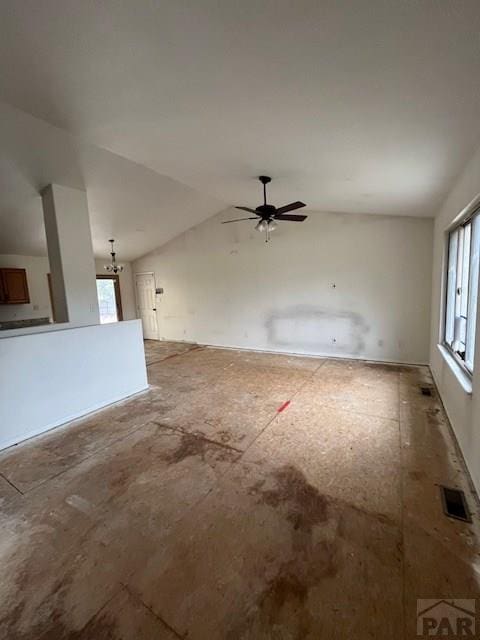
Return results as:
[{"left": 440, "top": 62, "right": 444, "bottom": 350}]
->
[
  {"left": 1, "top": 1, "right": 480, "bottom": 258},
  {"left": 0, "top": 101, "right": 225, "bottom": 260}
]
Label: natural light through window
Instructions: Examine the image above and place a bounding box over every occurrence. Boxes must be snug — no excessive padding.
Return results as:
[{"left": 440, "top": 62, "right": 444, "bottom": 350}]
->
[
  {"left": 444, "top": 207, "right": 480, "bottom": 374},
  {"left": 96, "top": 278, "right": 118, "bottom": 324}
]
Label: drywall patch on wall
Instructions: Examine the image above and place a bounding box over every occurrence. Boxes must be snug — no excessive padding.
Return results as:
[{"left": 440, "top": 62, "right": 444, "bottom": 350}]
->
[
  {"left": 266, "top": 305, "right": 370, "bottom": 356},
  {"left": 133, "top": 209, "right": 433, "bottom": 364}
]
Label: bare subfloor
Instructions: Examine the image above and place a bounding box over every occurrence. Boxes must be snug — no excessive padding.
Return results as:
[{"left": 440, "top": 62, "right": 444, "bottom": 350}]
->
[{"left": 1, "top": 341, "right": 479, "bottom": 639}]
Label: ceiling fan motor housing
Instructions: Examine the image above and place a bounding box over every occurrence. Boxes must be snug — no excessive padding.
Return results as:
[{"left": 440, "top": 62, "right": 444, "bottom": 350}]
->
[
  {"left": 223, "top": 175, "right": 307, "bottom": 228},
  {"left": 257, "top": 204, "right": 276, "bottom": 218}
]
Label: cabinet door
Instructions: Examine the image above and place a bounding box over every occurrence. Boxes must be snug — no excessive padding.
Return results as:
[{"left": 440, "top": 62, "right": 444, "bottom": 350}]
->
[
  {"left": 0, "top": 271, "right": 5, "bottom": 303},
  {"left": 1, "top": 268, "right": 30, "bottom": 304}
]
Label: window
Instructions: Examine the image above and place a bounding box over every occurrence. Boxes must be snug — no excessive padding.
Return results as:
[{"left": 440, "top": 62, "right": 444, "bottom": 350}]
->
[
  {"left": 444, "top": 207, "right": 480, "bottom": 374},
  {"left": 96, "top": 275, "right": 123, "bottom": 324}
]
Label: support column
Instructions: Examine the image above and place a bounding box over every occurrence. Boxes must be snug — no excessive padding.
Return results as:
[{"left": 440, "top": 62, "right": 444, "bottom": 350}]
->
[{"left": 41, "top": 184, "right": 100, "bottom": 326}]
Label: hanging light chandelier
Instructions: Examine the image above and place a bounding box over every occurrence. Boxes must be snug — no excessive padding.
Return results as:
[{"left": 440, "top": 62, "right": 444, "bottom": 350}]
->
[{"left": 104, "top": 239, "right": 124, "bottom": 274}]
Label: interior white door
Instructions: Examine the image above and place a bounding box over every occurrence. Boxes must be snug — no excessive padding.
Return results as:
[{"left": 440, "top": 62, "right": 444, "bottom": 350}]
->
[{"left": 135, "top": 273, "right": 158, "bottom": 339}]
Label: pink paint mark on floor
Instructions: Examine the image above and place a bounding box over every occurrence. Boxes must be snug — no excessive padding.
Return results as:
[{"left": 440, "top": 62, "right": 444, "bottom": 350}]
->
[{"left": 277, "top": 400, "right": 291, "bottom": 413}]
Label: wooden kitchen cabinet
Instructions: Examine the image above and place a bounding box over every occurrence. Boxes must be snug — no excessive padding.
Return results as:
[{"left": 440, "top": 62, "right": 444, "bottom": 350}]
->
[{"left": 0, "top": 268, "right": 30, "bottom": 304}]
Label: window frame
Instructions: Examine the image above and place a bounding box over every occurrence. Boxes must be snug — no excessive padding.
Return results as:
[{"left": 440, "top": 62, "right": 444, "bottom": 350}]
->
[
  {"left": 442, "top": 197, "right": 480, "bottom": 378},
  {"left": 96, "top": 274, "right": 123, "bottom": 323}
]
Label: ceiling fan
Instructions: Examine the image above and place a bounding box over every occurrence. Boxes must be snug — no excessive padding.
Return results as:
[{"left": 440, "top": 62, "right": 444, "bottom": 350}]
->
[{"left": 223, "top": 176, "right": 307, "bottom": 242}]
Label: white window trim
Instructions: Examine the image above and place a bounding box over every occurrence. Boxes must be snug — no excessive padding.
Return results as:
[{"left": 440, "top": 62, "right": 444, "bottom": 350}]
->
[
  {"left": 445, "top": 193, "right": 480, "bottom": 232},
  {"left": 437, "top": 344, "right": 473, "bottom": 394},
  {"left": 438, "top": 192, "right": 480, "bottom": 391}
]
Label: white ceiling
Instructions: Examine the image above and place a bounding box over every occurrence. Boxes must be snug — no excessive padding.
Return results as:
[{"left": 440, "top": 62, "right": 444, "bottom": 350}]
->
[
  {"left": 0, "top": 101, "right": 225, "bottom": 260},
  {"left": 1, "top": 0, "right": 480, "bottom": 257}
]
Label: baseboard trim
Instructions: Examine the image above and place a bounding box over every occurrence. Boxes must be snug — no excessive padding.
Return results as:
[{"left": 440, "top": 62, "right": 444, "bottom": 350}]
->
[
  {"left": 429, "top": 365, "right": 480, "bottom": 502},
  {"left": 0, "top": 385, "right": 149, "bottom": 453},
  {"left": 148, "top": 337, "right": 428, "bottom": 366},
  {"left": 200, "top": 341, "right": 429, "bottom": 367}
]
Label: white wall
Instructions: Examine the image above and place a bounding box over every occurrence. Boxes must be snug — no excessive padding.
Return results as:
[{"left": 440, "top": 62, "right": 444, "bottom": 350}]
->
[
  {"left": 0, "top": 255, "right": 52, "bottom": 322},
  {"left": 133, "top": 210, "right": 433, "bottom": 364},
  {"left": 42, "top": 184, "right": 100, "bottom": 326},
  {"left": 430, "top": 143, "right": 480, "bottom": 495},
  {"left": 94, "top": 259, "right": 137, "bottom": 321},
  {"left": 0, "top": 320, "right": 148, "bottom": 450},
  {"left": 0, "top": 255, "right": 137, "bottom": 325}
]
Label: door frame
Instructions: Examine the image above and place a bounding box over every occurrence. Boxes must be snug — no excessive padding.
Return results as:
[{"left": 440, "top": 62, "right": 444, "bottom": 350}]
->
[
  {"left": 134, "top": 271, "right": 158, "bottom": 339},
  {"left": 96, "top": 274, "right": 123, "bottom": 321}
]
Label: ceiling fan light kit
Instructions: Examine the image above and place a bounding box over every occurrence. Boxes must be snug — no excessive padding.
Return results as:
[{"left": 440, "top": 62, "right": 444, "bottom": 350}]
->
[
  {"left": 223, "top": 176, "right": 307, "bottom": 243},
  {"left": 255, "top": 219, "right": 268, "bottom": 233}
]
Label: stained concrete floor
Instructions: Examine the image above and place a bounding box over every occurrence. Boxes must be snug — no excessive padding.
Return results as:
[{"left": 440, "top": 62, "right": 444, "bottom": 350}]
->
[{"left": 0, "top": 341, "right": 479, "bottom": 639}]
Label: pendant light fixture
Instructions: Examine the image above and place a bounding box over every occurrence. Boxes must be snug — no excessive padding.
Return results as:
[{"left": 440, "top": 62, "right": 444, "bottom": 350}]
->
[{"left": 104, "top": 239, "right": 124, "bottom": 274}]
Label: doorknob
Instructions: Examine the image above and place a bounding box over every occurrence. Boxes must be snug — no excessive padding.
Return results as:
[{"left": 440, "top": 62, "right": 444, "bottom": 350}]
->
[{"left": 152, "top": 308, "right": 157, "bottom": 311}]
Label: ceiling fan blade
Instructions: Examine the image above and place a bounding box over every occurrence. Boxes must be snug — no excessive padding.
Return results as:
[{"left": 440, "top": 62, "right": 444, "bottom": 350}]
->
[
  {"left": 222, "top": 217, "right": 258, "bottom": 224},
  {"left": 274, "top": 214, "right": 308, "bottom": 222},
  {"left": 235, "top": 206, "right": 259, "bottom": 215},
  {"left": 275, "top": 201, "right": 306, "bottom": 215}
]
